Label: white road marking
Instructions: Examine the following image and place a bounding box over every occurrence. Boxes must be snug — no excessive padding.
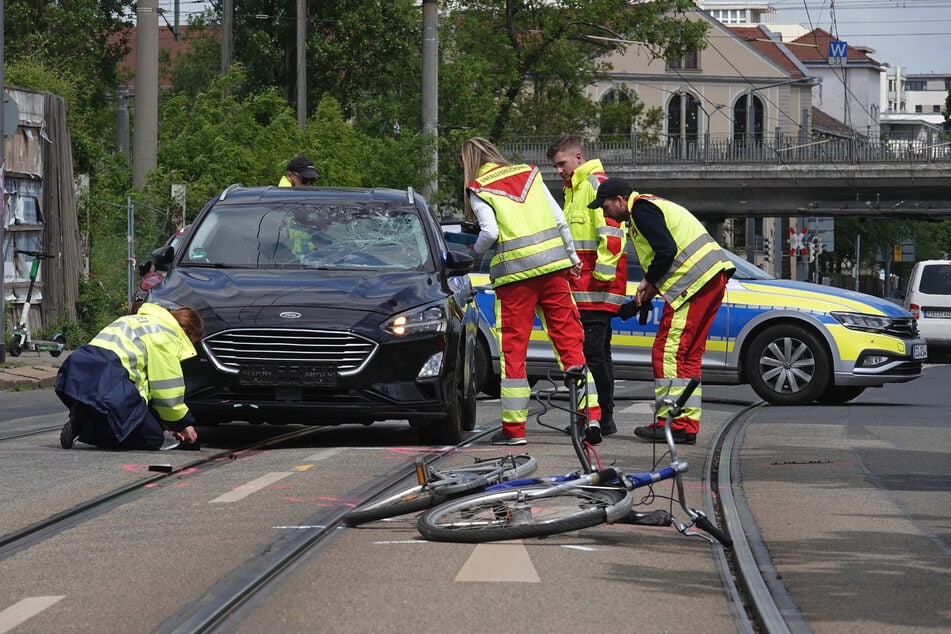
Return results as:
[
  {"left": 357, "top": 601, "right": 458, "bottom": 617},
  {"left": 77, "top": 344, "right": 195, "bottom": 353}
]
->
[
  {"left": 209, "top": 472, "right": 293, "bottom": 503},
  {"left": 617, "top": 402, "right": 654, "bottom": 416},
  {"left": 561, "top": 544, "right": 598, "bottom": 551},
  {"left": 0, "top": 596, "right": 65, "bottom": 633},
  {"left": 302, "top": 447, "right": 345, "bottom": 462},
  {"left": 454, "top": 541, "right": 541, "bottom": 583}
]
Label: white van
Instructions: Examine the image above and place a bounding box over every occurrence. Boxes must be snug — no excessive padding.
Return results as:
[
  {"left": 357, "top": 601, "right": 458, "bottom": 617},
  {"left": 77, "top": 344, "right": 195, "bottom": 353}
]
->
[{"left": 903, "top": 260, "right": 951, "bottom": 357}]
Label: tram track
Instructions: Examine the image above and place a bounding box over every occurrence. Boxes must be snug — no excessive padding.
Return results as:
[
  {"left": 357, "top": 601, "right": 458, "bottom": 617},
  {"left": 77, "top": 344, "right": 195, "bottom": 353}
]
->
[{"left": 0, "top": 426, "right": 343, "bottom": 559}]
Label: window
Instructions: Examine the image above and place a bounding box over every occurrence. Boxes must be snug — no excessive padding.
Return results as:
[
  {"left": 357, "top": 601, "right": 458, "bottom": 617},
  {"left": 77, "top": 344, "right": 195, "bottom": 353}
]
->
[
  {"left": 667, "top": 50, "right": 699, "bottom": 70},
  {"left": 667, "top": 93, "right": 700, "bottom": 142},
  {"left": 906, "top": 80, "right": 927, "bottom": 91},
  {"left": 934, "top": 105, "right": 942, "bottom": 113},
  {"left": 733, "top": 94, "right": 765, "bottom": 141},
  {"left": 915, "top": 105, "right": 923, "bottom": 113}
]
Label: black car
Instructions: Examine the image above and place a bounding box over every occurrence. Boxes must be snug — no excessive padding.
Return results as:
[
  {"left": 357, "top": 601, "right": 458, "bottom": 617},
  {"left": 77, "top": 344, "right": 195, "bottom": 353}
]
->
[{"left": 146, "top": 185, "right": 478, "bottom": 444}]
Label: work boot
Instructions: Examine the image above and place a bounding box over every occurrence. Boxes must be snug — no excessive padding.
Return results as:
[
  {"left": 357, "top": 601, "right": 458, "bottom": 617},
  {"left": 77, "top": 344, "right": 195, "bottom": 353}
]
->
[
  {"left": 60, "top": 404, "right": 86, "bottom": 449},
  {"left": 634, "top": 425, "right": 696, "bottom": 445}
]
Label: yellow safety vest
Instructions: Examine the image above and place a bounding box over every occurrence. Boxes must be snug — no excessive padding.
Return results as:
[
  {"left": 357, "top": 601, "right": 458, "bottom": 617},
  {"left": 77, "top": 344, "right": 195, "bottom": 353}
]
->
[
  {"left": 627, "top": 193, "right": 734, "bottom": 310},
  {"left": 89, "top": 303, "right": 197, "bottom": 422},
  {"left": 469, "top": 163, "right": 573, "bottom": 288}
]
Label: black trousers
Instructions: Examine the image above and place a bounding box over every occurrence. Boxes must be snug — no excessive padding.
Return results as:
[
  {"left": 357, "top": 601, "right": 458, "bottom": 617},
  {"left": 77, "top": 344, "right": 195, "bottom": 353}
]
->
[{"left": 580, "top": 310, "right": 616, "bottom": 428}]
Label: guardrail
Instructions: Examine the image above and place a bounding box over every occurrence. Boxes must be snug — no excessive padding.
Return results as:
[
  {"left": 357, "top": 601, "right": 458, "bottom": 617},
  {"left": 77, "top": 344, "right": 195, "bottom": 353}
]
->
[{"left": 502, "top": 135, "right": 951, "bottom": 166}]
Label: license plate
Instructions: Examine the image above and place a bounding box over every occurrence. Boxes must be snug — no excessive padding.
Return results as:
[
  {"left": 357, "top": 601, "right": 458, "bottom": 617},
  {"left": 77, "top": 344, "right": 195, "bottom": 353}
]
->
[
  {"left": 239, "top": 364, "right": 337, "bottom": 386},
  {"left": 913, "top": 344, "right": 928, "bottom": 360},
  {"left": 923, "top": 310, "right": 951, "bottom": 319}
]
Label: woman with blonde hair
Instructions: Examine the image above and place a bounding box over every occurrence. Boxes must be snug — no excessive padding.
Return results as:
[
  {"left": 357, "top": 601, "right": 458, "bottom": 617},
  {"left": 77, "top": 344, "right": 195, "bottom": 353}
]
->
[{"left": 458, "top": 137, "right": 601, "bottom": 445}]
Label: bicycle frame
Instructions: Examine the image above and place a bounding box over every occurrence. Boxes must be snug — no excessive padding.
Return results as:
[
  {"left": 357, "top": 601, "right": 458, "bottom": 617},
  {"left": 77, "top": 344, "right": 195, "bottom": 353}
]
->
[{"left": 470, "top": 375, "right": 731, "bottom": 546}]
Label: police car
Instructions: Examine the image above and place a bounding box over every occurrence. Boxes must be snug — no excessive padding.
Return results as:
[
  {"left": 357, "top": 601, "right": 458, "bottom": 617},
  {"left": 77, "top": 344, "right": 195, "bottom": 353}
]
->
[{"left": 446, "top": 230, "right": 927, "bottom": 405}]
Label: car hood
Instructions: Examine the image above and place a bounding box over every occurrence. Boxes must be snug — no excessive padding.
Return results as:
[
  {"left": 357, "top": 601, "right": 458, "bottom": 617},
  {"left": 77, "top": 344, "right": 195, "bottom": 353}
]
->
[
  {"left": 733, "top": 278, "right": 912, "bottom": 317},
  {"left": 153, "top": 267, "right": 447, "bottom": 329}
]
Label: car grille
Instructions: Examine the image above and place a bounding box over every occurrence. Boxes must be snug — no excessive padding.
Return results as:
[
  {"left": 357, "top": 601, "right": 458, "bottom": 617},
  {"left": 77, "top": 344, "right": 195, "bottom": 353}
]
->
[
  {"left": 202, "top": 329, "right": 377, "bottom": 376},
  {"left": 886, "top": 317, "right": 918, "bottom": 338}
]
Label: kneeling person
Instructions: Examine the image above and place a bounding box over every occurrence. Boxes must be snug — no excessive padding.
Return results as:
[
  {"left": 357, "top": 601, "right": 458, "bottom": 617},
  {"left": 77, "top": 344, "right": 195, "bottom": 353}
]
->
[{"left": 55, "top": 303, "right": 205, "bottom": 450}]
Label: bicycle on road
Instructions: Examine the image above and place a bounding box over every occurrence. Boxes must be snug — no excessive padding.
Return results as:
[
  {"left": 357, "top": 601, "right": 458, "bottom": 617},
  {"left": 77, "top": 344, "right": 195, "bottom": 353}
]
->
[
  {"left": 415, "top": 368, "right": 732, "bottom": 547},
  {"left": 342, "top": 453, "right": 537, "bottom": 526}
]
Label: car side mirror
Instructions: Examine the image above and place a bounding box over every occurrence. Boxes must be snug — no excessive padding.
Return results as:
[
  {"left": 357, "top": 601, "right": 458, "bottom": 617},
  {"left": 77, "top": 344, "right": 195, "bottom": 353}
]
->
[
  {"left": 151, "top": 245, "right": 175, "bottom": 272},
  {"left": 445, "top": 249, "right": 474, "bottom": 277}
]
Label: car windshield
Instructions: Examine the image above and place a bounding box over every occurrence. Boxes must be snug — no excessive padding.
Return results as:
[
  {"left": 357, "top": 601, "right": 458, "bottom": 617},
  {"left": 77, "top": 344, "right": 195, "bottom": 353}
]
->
[{"left": 182, "top": 203, "right": 431, "bottom": 271}]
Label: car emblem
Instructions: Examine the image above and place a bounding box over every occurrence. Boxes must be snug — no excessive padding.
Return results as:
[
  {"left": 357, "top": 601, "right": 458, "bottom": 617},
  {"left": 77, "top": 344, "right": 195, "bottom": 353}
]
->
[{"left": 279, "top": 311, "right": 302, "bottom": 319}]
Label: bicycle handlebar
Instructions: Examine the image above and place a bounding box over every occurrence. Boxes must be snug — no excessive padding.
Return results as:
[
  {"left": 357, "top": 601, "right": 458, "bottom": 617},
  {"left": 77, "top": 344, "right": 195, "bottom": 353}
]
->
[
  {"left": 669, "top": 376, "right": 701, "bottom": 416},
  {"left": 14, "top": 250, "right": 54, "bottom": 259},
  {"left": 693, "top": 514, "right": 733, "bottom": 548}
]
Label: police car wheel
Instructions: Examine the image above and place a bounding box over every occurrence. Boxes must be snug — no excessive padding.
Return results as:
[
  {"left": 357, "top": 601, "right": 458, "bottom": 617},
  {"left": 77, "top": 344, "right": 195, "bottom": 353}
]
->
[{"left": 745, "top": 323, "right": 830, "bottom": 405}]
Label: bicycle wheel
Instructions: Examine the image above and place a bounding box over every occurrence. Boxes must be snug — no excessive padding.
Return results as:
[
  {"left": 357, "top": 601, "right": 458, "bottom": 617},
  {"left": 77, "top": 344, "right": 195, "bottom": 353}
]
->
[
  {"left": 343, "top": 454, "right": 537, "bottom": 526},
  {"left": 417, "top": 484, "right": 631, "bottom": 543}
]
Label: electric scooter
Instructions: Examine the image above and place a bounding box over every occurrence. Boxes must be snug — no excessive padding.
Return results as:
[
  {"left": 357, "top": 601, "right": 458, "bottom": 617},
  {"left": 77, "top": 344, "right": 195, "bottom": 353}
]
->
[{"left": 7, "top": 249, "right": 66, "bottom": 357}]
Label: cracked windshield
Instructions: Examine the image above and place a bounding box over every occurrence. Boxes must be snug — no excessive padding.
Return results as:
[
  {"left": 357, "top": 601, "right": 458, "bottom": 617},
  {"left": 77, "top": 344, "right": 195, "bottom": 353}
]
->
[{"left": 181, "top": 204, "right": 429, "bottom": 270}]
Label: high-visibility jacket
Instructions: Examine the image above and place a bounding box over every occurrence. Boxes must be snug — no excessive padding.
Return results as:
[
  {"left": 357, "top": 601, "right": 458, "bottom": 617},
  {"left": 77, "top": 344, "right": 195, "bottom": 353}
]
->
[
  {"left": 627, "top": 193, "right": 734, "bottom": 310},
  {"left": 563, "top": 159, "right": 627, "bottom": 311},
  {"left": 468, "top": 162, "right": 573, "bottom": 288},
  {"left": 55, "top": 303, "right": 198, "bottom": 442},
  {"left": 278, "top": 175, "right": 292, "bottom": 187}
]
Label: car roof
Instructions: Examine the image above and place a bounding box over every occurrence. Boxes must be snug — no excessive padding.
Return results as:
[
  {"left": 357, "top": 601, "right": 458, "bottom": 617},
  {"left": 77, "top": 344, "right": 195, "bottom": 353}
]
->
[{"left": 215, "top": 184, "right": 426, "bottom": 207}]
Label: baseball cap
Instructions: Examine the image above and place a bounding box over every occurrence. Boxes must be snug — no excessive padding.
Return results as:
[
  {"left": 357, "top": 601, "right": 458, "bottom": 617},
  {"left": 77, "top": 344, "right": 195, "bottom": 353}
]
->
[
  {"left": 287, "top": 156, "right": 319, "bottom": 181},
  {"left": 587, "top": 177, "right": 634, "bottom": 209}
]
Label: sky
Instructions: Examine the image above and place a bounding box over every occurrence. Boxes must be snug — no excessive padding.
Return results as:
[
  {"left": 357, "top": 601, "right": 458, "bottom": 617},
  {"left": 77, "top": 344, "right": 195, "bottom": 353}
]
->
[
  {"left": 165, "top": 0, "right": 951, "bottom": 75},
  {"left": 770, "top": 0, "right": 951, "bottom": 74}
]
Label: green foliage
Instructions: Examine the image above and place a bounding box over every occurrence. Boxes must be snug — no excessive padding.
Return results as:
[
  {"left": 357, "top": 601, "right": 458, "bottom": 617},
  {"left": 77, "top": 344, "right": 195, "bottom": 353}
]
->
[{"left": 3, "top": 0, "right": 134, "bottom": 171}]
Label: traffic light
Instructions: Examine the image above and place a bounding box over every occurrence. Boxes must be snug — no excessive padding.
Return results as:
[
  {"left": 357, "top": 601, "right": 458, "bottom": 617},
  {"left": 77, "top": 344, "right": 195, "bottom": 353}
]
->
[{"left": 763, "top": 236, "right": 771, "bottom": 262}]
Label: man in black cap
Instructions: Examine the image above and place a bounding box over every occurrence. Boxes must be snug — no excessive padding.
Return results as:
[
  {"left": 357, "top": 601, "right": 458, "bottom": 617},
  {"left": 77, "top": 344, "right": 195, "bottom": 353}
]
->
[
  {"left": 589, "top": 177, "right": 734, "bottom": 445},
  {"left": 279, "top": 155, "right": 319, "bottom": 187}
]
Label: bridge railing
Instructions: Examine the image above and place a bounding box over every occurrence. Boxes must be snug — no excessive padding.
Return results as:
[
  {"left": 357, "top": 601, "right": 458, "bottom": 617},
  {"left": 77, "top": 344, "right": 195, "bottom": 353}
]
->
[{"left": 502, "top": 135, "right": 951, "bottom": 166}]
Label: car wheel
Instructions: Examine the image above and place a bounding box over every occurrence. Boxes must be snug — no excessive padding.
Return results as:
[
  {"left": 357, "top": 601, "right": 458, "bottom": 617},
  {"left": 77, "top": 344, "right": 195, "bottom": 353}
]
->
[
  {"left": 474, "top": 336, "right": 500, "bottom": 398},
  {"left": 745, "top": 324, "right": 830, "bottom": 405},
  {"left": 816, "top": 385, "right": 865, "bottom": 404}
]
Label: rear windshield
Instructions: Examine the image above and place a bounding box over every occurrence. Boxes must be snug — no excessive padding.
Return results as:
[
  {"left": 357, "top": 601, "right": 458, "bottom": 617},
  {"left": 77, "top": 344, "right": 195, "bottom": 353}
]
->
[{"left": 919, "top": 264, "right": 951, "bottom": 295}]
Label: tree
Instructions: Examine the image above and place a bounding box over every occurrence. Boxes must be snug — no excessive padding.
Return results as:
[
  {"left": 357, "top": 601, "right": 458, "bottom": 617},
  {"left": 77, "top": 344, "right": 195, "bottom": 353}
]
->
[
  {"left": 3, "top": 0, "right": 135, "bottom": 170},
  {"left": 439, "top": 0, "right": 707, "bottom": 142}
]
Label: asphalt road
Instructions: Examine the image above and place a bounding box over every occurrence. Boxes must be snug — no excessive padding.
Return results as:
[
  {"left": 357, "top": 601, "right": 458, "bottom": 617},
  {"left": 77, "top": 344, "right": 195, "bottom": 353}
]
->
[{"left": 1, "top": 367, "right": 949, "bottom": 633}]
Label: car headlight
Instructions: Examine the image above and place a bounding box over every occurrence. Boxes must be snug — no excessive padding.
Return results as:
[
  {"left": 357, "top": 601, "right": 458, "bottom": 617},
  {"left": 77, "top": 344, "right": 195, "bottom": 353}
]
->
[
  {"left": 830, "top": 311, "right": 893, "bottom": 334},
  {"left": 382, "top": 303, "right": 448, "bottom": 336}
]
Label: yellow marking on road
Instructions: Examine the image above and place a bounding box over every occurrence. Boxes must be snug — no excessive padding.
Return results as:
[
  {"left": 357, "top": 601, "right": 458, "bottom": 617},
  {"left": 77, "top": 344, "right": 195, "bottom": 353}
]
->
[
  {"left": 294, "top": 464, "right": 313, "bottom": 471},
  {"left": 455, "top": 541, "right": 541, "bottom": 583}
]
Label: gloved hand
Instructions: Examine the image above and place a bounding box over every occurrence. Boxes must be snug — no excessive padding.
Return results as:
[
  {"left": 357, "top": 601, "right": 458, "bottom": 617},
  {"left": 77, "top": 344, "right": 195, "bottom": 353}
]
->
[
  {"left": 638, "top": 301, "right": 652, "bottom": 325},
  {"left": 618, "top": 301, "right": 639, "bottom": 321}
]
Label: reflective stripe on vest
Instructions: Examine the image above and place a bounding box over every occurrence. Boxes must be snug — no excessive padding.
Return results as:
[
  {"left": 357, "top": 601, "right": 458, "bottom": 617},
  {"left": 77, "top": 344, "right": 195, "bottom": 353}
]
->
[{"left": 470, "top": 164, "right": 572, "bottom": 287}]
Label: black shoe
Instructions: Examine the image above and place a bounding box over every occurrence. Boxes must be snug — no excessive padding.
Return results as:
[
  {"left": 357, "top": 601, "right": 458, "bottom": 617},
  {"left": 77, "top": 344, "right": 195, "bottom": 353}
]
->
[
  {"left": 60, "top": 404, "right": 86, "bottom": 449},
  {"left": 490, "top": 430, "right": 527, "bottom": 446},
  {"left": 600, "top": 420, "right": 618, "bottom": 436},
  {"left": 634, "top": 425, "right": 696, "bottom": 445},
  {"left": 585, "top": 420, "right": 602, "bottom": 445}
]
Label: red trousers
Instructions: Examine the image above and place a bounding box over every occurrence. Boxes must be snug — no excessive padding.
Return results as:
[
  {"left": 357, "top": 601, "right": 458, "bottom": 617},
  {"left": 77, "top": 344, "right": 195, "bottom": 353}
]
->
[
  {"left": 652, "top": 271, "right": 729, "bottom": 434},
  {"left": 496, "top": 270, "right": 600, "bottom": 438}
]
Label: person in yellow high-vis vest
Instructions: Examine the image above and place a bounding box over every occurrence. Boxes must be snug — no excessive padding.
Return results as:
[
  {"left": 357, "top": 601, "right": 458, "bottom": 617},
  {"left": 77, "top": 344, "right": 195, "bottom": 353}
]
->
[
  {"left": 278, "top": 155, "right": 319, "bottom": 187},
  {"left": 458, "top": 137, "right": 602, "bottom": 446},
  {"left": 590, "top": 178, "right": 734, "bottom": 445},
  {"left": 55, "top": 304, "right": 205, "bottom": 450},
  {"left": 548, "top": 136, "right": 627, "bottom": 436}
]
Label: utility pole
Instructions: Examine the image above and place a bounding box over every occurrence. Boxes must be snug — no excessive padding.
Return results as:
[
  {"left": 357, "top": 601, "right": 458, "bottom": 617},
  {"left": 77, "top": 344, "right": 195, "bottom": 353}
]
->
[
  {"left": 421, "top": 0, "right": 439, "bottom": 206},
  {"left": 1, "top": 0, "right": 6, "bottom": 362},
  {"left": 221, "top": 0, "right": 233, "bottom": 75},
  {"left": 133, "top": 0, "right": 159, "bottom": 189},
  {"left": 296, "top": 0, "right": 306, "bottom": 130}
]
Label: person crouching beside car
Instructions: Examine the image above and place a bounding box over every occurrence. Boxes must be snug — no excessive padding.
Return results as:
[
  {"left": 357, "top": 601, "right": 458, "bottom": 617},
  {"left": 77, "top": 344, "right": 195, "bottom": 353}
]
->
[{"left": 55, "top": 303, "right": 205, "bottom": 451}]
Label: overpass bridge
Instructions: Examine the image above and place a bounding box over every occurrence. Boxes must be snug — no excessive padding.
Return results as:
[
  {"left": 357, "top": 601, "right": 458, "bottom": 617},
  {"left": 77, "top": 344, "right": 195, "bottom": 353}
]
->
[{"left": 505, "top": 138, "right": 951, "bottom": 220}]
